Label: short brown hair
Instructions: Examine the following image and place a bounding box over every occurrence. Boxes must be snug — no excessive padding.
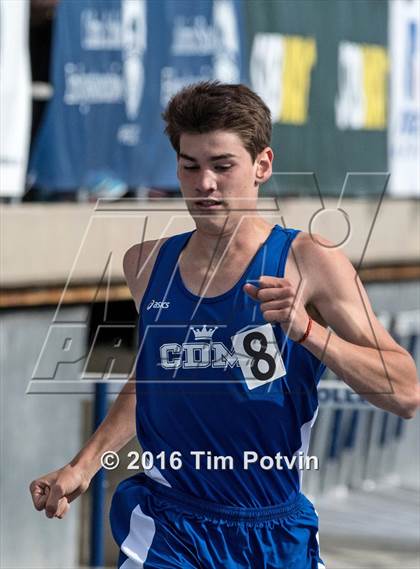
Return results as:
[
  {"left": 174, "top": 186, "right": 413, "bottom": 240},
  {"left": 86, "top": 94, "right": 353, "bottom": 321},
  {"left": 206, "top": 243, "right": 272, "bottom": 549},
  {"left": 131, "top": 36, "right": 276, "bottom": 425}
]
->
[{"left": 162, "top": 81, "right": 272, "bottom": 162}]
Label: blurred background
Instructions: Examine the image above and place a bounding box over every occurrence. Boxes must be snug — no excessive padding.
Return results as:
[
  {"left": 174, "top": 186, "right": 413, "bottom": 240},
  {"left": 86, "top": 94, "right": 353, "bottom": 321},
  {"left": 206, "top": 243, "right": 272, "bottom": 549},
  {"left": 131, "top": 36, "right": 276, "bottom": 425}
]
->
[{"left": 0, "top": 0, "right": 419, "bottom": 568}]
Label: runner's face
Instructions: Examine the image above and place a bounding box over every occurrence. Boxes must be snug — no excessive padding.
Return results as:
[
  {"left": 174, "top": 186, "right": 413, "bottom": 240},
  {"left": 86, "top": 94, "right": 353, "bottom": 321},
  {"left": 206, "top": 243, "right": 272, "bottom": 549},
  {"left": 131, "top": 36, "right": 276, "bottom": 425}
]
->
[{"left": 177, "top": 130, "right": 272, "bottom": 230}]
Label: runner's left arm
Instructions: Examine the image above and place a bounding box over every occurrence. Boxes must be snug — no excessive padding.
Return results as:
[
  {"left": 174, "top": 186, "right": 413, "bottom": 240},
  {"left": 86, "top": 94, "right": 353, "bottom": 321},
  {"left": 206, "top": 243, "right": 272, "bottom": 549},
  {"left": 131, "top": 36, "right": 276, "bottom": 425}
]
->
[{"left": 299, "top": 234, "right": 419, "bottom": 418}]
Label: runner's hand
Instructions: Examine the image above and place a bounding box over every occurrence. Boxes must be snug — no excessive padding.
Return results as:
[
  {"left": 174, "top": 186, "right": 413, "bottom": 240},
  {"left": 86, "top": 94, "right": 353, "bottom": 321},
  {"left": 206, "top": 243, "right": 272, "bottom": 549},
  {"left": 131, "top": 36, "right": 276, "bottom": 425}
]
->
[
  {"left": 29, "top": 464, "right": 91, "bottom": 519},
  {"left": 244, "top": 276, "right": 310, "bottom": 342}
]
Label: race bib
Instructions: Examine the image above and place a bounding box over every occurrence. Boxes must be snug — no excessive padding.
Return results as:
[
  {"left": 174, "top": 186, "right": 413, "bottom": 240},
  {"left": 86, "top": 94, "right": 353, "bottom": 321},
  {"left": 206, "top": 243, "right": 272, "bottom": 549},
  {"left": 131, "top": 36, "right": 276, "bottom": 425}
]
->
[{"left": 231, "top": 323, "right": 286, "bottom": 390}]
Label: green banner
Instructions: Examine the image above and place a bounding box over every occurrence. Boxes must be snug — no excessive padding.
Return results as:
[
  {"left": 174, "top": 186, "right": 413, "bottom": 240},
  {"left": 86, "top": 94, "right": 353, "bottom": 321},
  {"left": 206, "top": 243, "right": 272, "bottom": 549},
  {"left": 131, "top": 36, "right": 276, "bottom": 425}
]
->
[{"left": 245, "top": 0, "right": 388, "bottom": 196}]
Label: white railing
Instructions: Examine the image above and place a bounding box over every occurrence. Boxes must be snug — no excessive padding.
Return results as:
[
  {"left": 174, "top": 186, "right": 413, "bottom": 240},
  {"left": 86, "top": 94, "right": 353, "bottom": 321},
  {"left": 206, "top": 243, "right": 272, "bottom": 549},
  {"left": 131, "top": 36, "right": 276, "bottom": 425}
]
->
[{"left": 303, "top": 309, "right": 419, "bottom": 498}]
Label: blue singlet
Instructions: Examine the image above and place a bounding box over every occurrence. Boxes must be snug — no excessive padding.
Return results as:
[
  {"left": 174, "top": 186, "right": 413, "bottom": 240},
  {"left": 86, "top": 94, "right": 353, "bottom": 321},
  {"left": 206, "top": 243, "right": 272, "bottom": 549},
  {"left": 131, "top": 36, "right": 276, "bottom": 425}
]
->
[{"left": 110, "top": 224, "right": 327, "bottom": 568}]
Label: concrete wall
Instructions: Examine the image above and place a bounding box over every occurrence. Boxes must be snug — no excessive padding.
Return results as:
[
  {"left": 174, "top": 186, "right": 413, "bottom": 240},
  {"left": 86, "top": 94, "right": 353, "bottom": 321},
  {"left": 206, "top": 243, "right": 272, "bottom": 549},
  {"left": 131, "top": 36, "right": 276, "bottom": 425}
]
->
[
  {"left": 1, "top": 306, "right": 88, "bottom": 569},
  {"left": 1, "top": 198, "right": 419, "bottom": 287}
]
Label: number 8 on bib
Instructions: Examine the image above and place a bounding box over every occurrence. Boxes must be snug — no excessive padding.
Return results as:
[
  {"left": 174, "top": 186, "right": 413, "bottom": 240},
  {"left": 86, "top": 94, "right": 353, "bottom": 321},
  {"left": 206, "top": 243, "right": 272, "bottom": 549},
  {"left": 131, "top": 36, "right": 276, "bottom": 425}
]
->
[{"left": 231, "top": 323, "right": 287, "bottom": 390}]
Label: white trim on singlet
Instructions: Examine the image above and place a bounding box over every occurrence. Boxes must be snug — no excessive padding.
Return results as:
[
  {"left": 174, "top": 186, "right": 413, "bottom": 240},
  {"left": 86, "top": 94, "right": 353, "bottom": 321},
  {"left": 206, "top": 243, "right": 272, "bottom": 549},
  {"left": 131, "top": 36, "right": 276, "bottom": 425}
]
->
[
  {"left": 144, "top": 465, "right": 172, "bottom": 487},
  {"left": 294, "top": 406, "right": 319, "bottom": 488}
]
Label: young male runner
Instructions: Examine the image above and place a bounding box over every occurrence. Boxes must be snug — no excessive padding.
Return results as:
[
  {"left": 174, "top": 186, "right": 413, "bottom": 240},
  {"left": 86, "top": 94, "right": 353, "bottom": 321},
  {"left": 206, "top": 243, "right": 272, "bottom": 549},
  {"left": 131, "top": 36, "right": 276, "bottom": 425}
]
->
[{"left": 30, "top": 82, "right": 419, "bottom": 568}]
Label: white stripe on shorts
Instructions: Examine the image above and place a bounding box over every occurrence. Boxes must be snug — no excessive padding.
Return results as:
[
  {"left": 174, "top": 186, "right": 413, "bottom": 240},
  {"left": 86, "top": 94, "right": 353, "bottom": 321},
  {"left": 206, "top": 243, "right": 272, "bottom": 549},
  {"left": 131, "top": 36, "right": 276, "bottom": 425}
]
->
[{"left": 120, "top": 504, "right": 156, "bottom": 568}]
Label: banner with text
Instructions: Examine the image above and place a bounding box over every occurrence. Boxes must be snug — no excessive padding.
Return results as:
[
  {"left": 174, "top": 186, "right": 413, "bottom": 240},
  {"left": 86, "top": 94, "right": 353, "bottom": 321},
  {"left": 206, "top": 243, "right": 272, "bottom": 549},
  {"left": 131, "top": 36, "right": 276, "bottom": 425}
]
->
[
  {"left": 29, "top": 0, "right": 245, "bottom": 192},
  {"left": 0, "top": 0, "right": 31, "bottom": 198},
  {"left": 246, "top": 0, "right": 388, "bottom": 197},
  {"left": 388, "top": 0, "right": 420, "bottom": 197}
]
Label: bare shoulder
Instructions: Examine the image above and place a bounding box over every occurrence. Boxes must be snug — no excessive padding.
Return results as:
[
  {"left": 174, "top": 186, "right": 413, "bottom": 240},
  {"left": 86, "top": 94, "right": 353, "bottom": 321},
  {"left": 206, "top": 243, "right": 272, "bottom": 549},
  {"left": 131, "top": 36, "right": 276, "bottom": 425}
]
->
[
  {"left": 290, "top": 230, "right": 356, "bottom": 284},
  {"left": 123, "top": 238, "right": 169, "bottom": 312},
  {"left": 291, "top": 230, "right": 335, "bottom": 255},
  {"left": 290, "top": 231, "right": 358, "bottom": 303},
  {"left": 291, "top": 232, "right": 409, "bottom": 353}
]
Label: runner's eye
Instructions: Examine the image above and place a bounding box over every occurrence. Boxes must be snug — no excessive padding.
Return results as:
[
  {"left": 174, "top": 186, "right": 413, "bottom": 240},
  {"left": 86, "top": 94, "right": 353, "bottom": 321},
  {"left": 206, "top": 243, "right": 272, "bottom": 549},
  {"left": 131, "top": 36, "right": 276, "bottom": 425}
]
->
[{"left": 214, "top": 164, "right": 232, "bottom": 171}]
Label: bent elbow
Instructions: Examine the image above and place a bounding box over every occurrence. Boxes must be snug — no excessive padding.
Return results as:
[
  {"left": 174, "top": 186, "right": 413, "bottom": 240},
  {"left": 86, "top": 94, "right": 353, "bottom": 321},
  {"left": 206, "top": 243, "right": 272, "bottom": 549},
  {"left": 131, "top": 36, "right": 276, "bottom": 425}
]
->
[
  {"left": 398, "top": 385, "right": 420, "bottom": 419},
  {"left": 398, "top": 406, "right": 416, "bottom": 420}
]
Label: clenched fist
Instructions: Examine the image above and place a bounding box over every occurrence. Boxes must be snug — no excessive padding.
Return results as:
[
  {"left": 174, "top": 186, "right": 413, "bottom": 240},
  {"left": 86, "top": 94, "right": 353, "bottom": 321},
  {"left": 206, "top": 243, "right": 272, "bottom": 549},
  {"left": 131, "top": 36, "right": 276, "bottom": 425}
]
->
[
  {"left": 243, "top": 276, "right": 310, "bottom": 342},
  {"left": 29, "top": 464, "right": 91, "bottom": 519}
]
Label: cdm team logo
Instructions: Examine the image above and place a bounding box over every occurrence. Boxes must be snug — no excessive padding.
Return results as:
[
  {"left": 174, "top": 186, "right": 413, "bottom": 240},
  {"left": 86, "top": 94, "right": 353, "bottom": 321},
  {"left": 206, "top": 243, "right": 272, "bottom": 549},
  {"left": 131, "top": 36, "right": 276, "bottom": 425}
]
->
[{"left": 160, "top": 324, "right": 286, "bottom": 390}]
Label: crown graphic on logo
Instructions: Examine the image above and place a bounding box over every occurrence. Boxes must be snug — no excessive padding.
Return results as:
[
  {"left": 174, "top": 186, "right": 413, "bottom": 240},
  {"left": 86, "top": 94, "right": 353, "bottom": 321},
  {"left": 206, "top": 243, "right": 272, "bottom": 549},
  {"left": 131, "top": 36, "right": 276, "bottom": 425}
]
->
[{"left": 191, "top": 325, "right": 217, "bottom": 341}]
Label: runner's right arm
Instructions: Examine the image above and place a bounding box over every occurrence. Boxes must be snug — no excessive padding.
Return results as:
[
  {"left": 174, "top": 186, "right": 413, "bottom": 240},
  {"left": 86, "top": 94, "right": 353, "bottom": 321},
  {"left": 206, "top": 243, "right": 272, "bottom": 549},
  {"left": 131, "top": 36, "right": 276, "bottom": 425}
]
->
[{"left": 29, "top": 239, "right": 162, "bottom": 518}]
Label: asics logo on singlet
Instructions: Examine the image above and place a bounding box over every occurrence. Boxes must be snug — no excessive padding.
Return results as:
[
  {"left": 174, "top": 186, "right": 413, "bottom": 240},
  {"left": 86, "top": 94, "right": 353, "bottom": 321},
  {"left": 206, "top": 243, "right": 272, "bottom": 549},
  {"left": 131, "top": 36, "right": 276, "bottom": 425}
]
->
[{"left": 147, "top": 300, "right": 170, "bottom": 310}]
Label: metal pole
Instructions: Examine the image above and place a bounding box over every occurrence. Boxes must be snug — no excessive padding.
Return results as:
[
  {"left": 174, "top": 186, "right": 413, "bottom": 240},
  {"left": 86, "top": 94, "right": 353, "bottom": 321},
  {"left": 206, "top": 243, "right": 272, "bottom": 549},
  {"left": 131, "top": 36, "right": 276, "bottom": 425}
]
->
[{"left": 90, "top": 382, "right": 108, "bottom": 568}]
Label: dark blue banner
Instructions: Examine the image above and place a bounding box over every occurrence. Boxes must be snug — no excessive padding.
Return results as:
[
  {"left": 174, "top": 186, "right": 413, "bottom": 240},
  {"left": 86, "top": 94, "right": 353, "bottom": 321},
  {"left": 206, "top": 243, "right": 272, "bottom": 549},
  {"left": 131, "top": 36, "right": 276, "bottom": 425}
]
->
[{"left": 29, "top": 0, "right": 246, "bottom": 192}]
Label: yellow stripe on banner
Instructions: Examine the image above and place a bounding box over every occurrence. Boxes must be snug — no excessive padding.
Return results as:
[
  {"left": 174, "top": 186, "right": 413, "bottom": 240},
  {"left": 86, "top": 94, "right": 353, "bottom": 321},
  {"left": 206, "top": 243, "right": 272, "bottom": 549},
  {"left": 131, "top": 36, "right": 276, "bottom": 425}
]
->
[
  {"left": 275, "top": 35, "right": 284, "bottom": 123},
  {"left": 362, "top": 44, "right": 389, "bottom": 130},
  {"left": 280, "top": 36, "right": 317, "bottom": 125}
]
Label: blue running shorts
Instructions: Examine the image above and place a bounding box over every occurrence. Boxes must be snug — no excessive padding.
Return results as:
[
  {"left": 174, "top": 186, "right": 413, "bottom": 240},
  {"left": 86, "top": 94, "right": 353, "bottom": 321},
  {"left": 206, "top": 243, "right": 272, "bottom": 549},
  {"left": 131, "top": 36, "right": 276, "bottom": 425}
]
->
[{"left": 110, "top": 473, "right": 325, "bottom": 568}]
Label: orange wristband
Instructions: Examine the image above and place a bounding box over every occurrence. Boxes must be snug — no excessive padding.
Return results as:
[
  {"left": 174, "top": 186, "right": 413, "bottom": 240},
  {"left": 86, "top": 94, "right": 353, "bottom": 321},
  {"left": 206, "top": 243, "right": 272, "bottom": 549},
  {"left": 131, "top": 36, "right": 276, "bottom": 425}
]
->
[{"left": 296, "top": 316, "right": 312, "bottom": 344}]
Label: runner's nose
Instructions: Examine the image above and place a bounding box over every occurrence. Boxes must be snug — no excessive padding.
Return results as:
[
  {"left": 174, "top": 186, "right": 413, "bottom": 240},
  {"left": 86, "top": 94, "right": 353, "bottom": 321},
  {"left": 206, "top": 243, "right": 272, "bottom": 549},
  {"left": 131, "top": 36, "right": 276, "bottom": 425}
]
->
[{"left": 195, "top": 169, "right": 217, "bottom": 193}]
